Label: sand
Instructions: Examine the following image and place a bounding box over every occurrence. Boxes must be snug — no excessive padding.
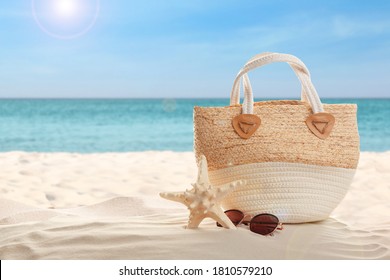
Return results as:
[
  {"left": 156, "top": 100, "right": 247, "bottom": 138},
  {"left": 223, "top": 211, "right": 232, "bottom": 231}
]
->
[{"left": 0, "top": 151, "right": 389, "bottom": 259}]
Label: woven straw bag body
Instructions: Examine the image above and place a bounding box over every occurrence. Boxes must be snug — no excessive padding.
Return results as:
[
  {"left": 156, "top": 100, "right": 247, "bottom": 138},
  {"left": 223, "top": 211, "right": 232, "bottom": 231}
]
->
[{"left": 194, "top": 52, "right": 360, "bottom": 223}]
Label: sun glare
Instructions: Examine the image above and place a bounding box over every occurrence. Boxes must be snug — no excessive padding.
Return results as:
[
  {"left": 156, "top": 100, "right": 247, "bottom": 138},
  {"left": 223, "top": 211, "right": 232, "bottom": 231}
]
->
[
  {"left": 54, "top": 0, "right": 78, "bottom": 18},
  {"left": 32, "top": 0, "right": 100, "bottom": 39}
]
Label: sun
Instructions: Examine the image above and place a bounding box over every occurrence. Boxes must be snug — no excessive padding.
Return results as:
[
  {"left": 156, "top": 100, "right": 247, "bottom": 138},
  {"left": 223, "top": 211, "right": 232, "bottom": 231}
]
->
[
  {"left": 53, "top": 0, "right": 78, "bottom": 18},
  {"left": 32, "top": 0, "right": 100, "bottom": 39}
]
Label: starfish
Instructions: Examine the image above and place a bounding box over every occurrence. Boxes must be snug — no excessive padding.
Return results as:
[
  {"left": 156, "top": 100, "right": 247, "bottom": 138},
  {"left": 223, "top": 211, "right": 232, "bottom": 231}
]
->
[{"left": 160, "top": 155, "right": 245, "bottom": 229}]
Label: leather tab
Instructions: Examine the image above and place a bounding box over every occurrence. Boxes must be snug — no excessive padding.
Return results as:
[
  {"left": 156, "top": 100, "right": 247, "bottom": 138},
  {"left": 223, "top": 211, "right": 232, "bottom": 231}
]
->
[
  {"left": 306, "top": 113, "right": 335, "bottom": 140},
  {"left": 232, "top": 114, "right": 261, "bottom": 139}
]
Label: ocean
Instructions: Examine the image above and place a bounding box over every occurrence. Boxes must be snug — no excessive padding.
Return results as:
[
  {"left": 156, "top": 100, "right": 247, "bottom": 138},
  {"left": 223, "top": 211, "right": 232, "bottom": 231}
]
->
[{"left": 0, "top": 98, "right": 389, "bottom": 152}]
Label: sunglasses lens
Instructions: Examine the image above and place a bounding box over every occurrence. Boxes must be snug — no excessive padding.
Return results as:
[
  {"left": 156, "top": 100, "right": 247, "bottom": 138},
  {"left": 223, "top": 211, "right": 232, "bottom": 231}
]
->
[
  {"left": 250, "top": 214, "right": 279, "bottom": 235},
  {"left": 216, "top": 210, "right": 244, "bottom": 227},
  {"left": 225, "top": 210, "right": 244, "bottom": 226}
]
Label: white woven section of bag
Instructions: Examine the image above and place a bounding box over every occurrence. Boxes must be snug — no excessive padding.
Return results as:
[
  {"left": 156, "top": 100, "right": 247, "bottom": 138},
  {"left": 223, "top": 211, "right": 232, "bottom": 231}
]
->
[{"left": 209, "top": 161, "right": 355, "bottom": 223}]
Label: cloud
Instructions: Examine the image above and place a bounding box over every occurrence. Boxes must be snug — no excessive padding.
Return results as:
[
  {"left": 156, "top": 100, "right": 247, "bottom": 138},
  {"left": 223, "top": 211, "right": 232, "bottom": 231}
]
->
[{"left": 332, "top": 16, "right": 390, "bottom": 38}]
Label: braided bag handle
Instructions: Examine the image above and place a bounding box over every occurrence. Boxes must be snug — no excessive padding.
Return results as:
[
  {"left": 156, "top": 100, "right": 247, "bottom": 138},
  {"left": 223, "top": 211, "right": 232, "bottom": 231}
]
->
[
  {"left": 240, "top": 52, "right": 312, "bottom": 107},
  {"left": 229, "top": 52, "right": 335, "bottom": 140},
  {"left": 230, "top": 52, "right": 324, "bottom": 114}
]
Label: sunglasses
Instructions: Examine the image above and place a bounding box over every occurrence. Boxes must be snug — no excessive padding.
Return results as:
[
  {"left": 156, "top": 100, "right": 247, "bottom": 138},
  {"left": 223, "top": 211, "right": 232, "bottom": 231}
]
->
[{"left": 217, "top": 209, "right": 283, "bottom": 235}]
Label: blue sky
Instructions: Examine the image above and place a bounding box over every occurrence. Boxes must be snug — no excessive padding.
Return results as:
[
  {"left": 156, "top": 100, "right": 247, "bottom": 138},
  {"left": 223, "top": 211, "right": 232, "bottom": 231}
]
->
[{"left": 0, "top": 0, "right": 389, "bottom": 98}]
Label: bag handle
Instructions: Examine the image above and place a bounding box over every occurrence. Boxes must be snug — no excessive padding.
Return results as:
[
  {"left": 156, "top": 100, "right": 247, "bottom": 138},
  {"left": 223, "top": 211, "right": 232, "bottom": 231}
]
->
[
  {"left": 230, "top": 52, "right": 324, "bottom": 114},
  {"left": 231, "top": 52, "right": 310, "bottom": 105},
  {"left": 240, "top": 52, "right": 312, "bottom": 106},
  {"left": 237, "top": 53, "right": 312, "bottom": 115}
]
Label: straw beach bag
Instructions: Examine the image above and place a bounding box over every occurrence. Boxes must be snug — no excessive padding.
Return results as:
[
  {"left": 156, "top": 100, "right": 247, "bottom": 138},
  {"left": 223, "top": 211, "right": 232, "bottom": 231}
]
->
[{"left": 194, "top": 52, "right": 360, "bottom": 223}]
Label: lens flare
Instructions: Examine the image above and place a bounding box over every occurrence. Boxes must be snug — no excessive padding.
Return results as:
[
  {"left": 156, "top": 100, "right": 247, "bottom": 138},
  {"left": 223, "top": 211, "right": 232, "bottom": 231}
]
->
[
  {"left": 32, "top": 0, "right": 100, "bottom": 39},
  {"left": 54, "top": 0, "right": 78, "bottom": 18}
]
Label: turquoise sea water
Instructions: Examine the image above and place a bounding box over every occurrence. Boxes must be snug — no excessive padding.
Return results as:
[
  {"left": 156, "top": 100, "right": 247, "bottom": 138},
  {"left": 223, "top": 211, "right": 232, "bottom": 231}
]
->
[{"left": 0, "top": 99, "right": 389, "bottom": 152}]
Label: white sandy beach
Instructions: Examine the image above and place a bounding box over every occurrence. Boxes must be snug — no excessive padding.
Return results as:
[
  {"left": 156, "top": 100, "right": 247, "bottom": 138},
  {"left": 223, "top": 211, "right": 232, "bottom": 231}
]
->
[{"left": 0, "top": 151, "right": 389, "bottom": 259}]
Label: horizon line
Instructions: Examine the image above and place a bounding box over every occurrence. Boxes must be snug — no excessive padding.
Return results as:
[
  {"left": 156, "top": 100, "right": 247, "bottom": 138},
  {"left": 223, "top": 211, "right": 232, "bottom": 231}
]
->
[{"left": 0, "top": 97, "right": 389, "bottom": 100}]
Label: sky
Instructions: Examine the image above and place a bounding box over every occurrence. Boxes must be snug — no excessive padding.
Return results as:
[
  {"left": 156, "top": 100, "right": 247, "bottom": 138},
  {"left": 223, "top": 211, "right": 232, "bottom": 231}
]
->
[{"left": 0, "top": 0, "right": 389, "bottom": 98}]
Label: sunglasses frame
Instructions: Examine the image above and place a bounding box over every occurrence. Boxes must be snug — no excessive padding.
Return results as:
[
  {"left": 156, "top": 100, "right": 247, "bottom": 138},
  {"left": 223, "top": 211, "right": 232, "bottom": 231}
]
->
[{"left": 219, "top": 209, "right": 283, "bottom": 235}]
